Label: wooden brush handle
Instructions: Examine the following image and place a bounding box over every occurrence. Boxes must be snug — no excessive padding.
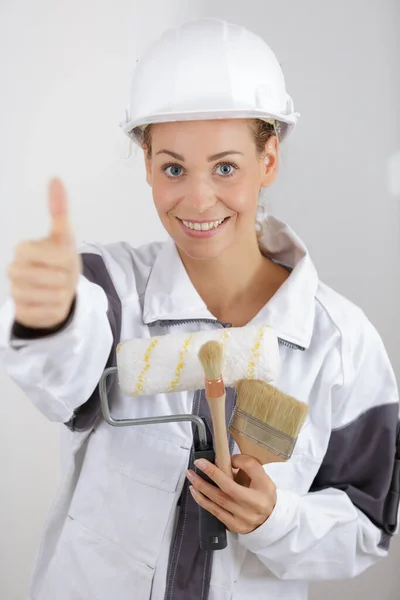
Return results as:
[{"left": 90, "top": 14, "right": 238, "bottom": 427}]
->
[
  {"left": 230, "top": 430, "right": 284, "bottom": 487},
  {"left": 207, "top": 393, "right": 233, "bottom": 479},
  {"left": 234, "top": 468, "right": 252, "bottom": 487}
]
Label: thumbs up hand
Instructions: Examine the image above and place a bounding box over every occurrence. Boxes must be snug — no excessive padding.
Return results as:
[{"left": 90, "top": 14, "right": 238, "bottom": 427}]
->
[{"left": 7, "top": 178, "right": 82, "bottom": 329}]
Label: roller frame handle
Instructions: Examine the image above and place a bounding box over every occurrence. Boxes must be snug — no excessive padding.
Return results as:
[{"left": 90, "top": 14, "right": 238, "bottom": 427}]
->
[{"left": 194, "top": 447, "right": 227, "bottom": 550}]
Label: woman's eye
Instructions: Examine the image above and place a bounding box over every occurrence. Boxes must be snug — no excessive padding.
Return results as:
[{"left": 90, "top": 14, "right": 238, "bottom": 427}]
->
[
  {"left": 163, "top": 162, "right": 238, "bottom": 178},
  {"left": 215, "top": 163, "right": 237, "bottom": 176},
  {"left": 164, "top": 165, "right": 184, "bottom": 178}
]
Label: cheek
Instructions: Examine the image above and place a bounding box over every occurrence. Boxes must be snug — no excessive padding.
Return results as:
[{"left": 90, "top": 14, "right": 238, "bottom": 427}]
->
[
  {"left": 225, "top": 180, "right": 258, "bottom": 215},
  {"left": 152, "top": 178, "right": 179, "bottom": 215}
]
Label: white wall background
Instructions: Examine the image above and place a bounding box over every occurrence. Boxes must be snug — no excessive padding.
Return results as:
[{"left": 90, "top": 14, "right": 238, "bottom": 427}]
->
[{"left": 0, "top": 1, "right": 399, "bottom": 598}]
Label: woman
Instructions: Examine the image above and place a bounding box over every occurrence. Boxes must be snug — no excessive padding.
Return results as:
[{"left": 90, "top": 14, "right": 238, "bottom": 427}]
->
[{"left": 1, "top": 17, "right": 399, "bottom": 600}]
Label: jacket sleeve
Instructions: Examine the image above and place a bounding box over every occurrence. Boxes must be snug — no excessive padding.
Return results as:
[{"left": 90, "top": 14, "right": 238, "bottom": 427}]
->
[
  {"left": 238, "top": 317, "right": 400, "bottom": 581},
  {"left": 0, "top": 243, "right": 121, "bottom": 431}
]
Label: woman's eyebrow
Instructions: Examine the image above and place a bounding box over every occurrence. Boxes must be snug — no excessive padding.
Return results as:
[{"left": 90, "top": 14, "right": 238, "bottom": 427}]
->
[{"left": 156, "top": 150, "right": 243, "bottom": 162}]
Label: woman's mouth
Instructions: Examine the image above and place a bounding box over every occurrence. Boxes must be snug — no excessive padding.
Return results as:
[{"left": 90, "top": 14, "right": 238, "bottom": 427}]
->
[{"left": 177, "top": 217, "right": 229, "bottom": 238}]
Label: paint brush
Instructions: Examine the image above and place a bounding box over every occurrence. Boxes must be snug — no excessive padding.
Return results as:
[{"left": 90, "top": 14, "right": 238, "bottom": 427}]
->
[
  {"left": 230, "top": 379, "right": 309, "bottom": 486},
  {"left": 198, "top": 340, "right": 233, "bottom": 479}
]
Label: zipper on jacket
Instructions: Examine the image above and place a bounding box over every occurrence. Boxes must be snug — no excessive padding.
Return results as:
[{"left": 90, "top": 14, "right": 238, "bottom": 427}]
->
[
  {"left": 277, "top": 338, "right": 305, "bottom": 351},
  {"left": 148, "top": 319, "right": 305, "bottom": 351}
]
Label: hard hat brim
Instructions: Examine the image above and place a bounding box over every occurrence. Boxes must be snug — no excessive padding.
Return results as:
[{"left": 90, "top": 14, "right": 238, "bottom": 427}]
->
[{"left": 119, "top": 108, "right": 300, "bottom": 145}]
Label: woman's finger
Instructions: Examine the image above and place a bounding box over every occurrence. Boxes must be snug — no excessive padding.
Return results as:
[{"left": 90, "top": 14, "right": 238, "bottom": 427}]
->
[
  {"left": 231, "top": 454, "right": 275, "bottom": 492},
  {"left": 193, "top": 458, "right": 253, "bottom": 504},
  {"left": 189, "top": 487, "right": 243, "bottom": 533},
  {"left": 186, "top": 469, "right": 250, "bottom": 521}
]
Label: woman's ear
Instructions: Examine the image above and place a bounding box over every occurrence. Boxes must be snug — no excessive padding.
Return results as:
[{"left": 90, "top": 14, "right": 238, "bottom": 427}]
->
[
  {"left": 260, "top": 135, "right": 279, "bottom": 188},
  {"left": 142, "top": 145, "right": 153, "bottom": 187}
]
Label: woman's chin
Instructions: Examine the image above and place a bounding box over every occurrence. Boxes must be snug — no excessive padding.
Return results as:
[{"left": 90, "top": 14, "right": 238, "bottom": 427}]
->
[{"left": 175, "top": 236, "right": 232, "bottom": 262}]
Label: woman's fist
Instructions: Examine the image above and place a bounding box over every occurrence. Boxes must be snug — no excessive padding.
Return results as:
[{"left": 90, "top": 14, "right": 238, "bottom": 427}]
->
[{"left": 7, "top": 178, "right": 82, "bottom": 329}]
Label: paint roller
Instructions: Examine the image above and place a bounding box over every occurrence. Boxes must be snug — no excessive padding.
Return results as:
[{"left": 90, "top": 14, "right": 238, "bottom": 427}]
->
[
  {"left": 115, "top": 324, "right": 279, "bottom": 396},
  {"left": 98, "top": 324, "right": 280, "bottom": 551}
]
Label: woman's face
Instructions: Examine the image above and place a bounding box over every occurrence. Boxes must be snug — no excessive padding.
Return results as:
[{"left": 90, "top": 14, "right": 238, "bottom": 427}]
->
[{"left": 143, "top": 119, "right": 278, "bottom": 261}]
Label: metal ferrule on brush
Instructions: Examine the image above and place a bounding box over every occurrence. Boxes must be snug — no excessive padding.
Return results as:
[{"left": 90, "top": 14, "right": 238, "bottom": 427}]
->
[
  {"left": 205, "top": 376, "right": 225, "bottom": 398},
  {"left": 229, "top": 407, "right": 296, "bottom": 460}
]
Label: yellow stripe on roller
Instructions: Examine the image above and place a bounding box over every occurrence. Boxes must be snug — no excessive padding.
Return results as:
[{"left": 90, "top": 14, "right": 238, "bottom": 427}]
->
[
  {"left": 246, "top": 325, "right": 270, "bottom": 379},
  {"left": 168, "top": 335, "right": 193, "bottom": 392},
  {"left": 133, "top": 338, "right": 160, "bottom": 396},
  {"left": 218, "top": 330, "right": 230, "bottom": 348}
]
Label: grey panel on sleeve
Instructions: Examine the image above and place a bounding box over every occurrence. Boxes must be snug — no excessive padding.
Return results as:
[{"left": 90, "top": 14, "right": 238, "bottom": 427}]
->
[
  {"left": 64, "top": 253, "right": 122, "bottom": 432},
  {"left": 310, "top": 403, "right": 400, "bottom": 544}
]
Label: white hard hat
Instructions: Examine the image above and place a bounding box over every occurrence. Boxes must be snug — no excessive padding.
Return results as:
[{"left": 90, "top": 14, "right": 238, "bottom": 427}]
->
[{"left": 120, "top": 17, "right": 299, "bottom": 144}]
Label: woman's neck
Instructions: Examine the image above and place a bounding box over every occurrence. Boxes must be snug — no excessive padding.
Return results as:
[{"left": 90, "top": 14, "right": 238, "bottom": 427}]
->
[{"left": 177, "top": 235, "right": 289, "bottom": 326}]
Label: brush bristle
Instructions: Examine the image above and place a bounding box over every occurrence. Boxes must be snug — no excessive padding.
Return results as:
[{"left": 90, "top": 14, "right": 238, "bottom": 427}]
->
[
  {"left": 235, "top": 379, "right": 308, "bottom": 439},
  {"left": 198, "top": 340, "right": 223, "bottom": 380}
]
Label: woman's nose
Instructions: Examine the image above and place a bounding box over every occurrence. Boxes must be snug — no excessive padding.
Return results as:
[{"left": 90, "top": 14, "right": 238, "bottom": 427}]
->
[{"left": 187, "top": 181, "right": 217, "bottom": 213}]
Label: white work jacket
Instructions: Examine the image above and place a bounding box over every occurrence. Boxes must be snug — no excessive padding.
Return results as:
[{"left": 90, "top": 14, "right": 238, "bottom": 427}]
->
[{"left": 0, "top": 214, "right": 399, "bottom": 600}]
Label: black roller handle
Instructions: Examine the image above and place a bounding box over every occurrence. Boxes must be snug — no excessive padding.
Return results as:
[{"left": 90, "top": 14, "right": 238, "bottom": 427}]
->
[{"left": 194, "top": 447, "right": 227, "bottom": 550}]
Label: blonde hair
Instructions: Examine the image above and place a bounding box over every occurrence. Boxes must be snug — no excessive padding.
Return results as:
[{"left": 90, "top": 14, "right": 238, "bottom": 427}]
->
[{"left": 131, "top": 118, "right": 279, "bottom": 159}]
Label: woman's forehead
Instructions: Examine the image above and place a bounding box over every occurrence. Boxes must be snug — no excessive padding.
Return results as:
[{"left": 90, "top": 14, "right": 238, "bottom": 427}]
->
[{"left": 150, "top": 119, "right": 255, "bottom": 148}]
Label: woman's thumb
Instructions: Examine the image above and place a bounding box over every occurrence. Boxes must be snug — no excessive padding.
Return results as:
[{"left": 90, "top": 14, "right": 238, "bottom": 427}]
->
[
  {"left": 231, "top": 454, "right": 267, "bottom": 487},
  {"left": 48, "top": 177, "right": 74, "bottom": 244}
]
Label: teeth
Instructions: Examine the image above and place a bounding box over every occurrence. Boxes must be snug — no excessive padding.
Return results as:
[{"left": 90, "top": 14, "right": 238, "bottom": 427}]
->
[{"left": 182, "top": 218, "right": 225, "bottom": 231}]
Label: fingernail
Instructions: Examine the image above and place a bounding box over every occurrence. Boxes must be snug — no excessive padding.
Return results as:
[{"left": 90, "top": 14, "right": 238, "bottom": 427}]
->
[
  {"left": 189, "top": 486, "right": 197, "bottom": 497},
  {"left": 194, "top": 459, "right": 206, "bottom": 471},
  {"left": 186, "top": 470, "right": 194, "bottom": 481}
]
